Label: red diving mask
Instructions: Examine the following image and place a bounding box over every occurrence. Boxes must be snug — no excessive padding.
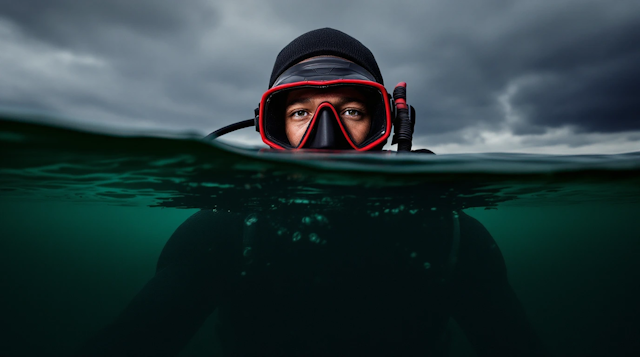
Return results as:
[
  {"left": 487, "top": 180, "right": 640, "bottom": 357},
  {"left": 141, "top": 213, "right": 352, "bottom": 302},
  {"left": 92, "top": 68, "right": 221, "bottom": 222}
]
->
[{"left": 258, "top": 57, "right": 393, "bottom": 151}]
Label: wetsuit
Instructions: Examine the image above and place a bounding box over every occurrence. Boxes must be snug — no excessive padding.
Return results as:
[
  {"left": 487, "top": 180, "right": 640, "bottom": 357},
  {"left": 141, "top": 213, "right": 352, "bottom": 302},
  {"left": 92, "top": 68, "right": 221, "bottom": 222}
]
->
[{"left": 78, "top": 209, "right": 548, "bottom": 356}]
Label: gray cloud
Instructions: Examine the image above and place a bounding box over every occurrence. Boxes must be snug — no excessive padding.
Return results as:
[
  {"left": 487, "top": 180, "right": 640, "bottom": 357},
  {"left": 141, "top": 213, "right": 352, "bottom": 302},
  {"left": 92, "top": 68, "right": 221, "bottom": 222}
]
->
[
  {"left": 509, "top": 50, "right": 640, "bottom": 134},
  {"left": 0, "top": 0, "right": 638, "bottom": 151},
  {"left": 0, "top": 0, "right": 216, "bottom": 49}
]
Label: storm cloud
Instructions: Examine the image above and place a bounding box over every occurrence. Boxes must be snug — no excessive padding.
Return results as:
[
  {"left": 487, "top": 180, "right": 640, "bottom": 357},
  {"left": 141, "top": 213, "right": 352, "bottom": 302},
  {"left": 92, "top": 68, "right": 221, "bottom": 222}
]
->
[{"left": 1, "top": 0, "right": 638, "bottom": 153}]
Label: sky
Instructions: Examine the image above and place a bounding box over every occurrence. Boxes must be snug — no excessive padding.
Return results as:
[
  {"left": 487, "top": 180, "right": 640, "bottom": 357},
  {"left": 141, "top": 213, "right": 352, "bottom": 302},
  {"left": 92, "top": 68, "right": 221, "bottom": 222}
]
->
[{"left": 1, "top": 0, "right": 639, "bottom": 154}]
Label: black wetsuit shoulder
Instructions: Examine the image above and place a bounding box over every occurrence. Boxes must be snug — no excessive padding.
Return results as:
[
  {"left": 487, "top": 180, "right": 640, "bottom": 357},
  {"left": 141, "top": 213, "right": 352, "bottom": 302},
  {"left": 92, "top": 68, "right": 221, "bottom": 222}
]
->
[
  {"left": 452, "top": 212, "right": 549, "bottom": 356},
  {"left": 156, "top": 210, "right": 242, "bottom": 273}
]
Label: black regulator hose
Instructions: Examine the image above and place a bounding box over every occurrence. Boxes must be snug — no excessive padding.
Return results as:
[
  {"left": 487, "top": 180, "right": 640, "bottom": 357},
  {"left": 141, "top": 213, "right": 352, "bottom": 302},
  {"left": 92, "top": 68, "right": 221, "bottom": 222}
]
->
[
  {"left": 204, "top": 119, "right": 255, "bottom": 140},
  {"left": 392, "top": 82, "right": 416, "bottom": 152}
]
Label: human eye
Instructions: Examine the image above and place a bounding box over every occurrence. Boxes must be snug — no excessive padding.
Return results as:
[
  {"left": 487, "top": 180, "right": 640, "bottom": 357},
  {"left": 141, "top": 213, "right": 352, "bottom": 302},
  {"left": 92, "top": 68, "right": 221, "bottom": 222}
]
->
[
  {"left": 342, "top": 108, "right": 364, "bottom": 119},
  {"left": 289, "top": 109, "right": 310, "bottom": 120}
]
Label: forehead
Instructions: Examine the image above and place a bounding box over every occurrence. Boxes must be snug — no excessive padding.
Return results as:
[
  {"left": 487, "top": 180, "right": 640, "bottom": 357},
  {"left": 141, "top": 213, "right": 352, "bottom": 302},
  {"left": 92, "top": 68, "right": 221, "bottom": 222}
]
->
[{"left": 285, "top": 86, "right": 368, "bottom": 104}]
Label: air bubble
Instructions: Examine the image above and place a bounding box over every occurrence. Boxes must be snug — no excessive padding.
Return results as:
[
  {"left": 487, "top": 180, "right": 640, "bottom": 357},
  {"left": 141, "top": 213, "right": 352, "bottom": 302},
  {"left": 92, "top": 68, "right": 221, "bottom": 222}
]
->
[
  {"left": 314, "top": 214, "right": 328, "bottom": 224},
  {"left": 244, "top": 214, "right": 258, "bottom": 226},
  {"left": 309, "top": 233, "right": 320, "bottom": 243}
]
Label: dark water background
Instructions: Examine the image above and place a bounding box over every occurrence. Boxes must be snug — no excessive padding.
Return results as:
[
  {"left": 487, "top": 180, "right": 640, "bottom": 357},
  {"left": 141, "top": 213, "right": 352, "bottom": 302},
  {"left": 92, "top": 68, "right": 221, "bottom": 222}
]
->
[{"left": 1, "top": 116, "right": 639, "bottom": 356}]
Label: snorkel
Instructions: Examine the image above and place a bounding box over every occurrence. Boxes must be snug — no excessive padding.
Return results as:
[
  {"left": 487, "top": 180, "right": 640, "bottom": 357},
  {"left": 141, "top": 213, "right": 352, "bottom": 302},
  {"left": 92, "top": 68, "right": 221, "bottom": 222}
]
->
[{"left": 391, "top": 82, "right": 416, "bottom": 152}]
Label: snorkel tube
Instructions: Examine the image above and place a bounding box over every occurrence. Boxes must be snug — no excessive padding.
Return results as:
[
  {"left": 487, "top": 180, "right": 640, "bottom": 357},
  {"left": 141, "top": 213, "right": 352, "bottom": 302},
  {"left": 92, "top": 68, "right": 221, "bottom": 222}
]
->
[{"left": 391, "top": 82, "right": 416, "bottom": 152}]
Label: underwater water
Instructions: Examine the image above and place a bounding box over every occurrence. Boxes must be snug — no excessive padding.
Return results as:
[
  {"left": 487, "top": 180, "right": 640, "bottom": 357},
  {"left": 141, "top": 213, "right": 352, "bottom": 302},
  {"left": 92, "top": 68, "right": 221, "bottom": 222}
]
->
[{"left": 1, "top": 116, "right": 639, "bottom": 357}]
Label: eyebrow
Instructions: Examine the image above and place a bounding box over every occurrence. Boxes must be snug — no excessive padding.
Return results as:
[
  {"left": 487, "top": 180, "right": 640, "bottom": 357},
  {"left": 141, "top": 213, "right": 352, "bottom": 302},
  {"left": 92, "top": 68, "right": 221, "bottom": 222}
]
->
[{"left": 286, "top": 97, "right": 366, "bottom": 107}]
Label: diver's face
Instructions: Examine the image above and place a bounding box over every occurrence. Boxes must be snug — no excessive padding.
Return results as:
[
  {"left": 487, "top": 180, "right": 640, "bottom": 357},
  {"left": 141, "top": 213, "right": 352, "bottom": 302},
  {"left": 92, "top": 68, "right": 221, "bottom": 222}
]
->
[{"left": 284, "top": 87, "right": 372, "bottom": 147}]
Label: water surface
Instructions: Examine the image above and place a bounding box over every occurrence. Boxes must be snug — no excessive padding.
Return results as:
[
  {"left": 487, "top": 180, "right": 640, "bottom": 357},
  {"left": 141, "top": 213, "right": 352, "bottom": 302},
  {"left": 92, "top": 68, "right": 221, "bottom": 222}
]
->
[{"left": 1, "top": 116, "right": 639, "bottom": 356}]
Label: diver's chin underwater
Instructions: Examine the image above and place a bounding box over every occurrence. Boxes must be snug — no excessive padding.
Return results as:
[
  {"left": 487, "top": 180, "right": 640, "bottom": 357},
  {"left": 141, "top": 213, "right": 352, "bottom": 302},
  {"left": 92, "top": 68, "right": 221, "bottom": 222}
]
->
[{"left": 1, "top": 113, "right": 639, "bottom": 356}]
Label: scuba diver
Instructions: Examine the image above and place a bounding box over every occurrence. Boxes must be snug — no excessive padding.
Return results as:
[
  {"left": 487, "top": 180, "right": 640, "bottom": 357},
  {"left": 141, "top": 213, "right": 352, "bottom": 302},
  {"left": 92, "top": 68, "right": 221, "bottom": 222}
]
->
[{"left": 77, "top": 28, "right": 549, "bottom": 356}]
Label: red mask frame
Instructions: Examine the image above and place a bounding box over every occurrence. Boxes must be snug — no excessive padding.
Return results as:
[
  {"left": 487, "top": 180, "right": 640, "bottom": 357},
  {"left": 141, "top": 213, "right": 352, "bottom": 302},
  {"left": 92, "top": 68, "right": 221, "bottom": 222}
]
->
[{"left": 258, "top": 79, "right": 393, "bottom": 151}]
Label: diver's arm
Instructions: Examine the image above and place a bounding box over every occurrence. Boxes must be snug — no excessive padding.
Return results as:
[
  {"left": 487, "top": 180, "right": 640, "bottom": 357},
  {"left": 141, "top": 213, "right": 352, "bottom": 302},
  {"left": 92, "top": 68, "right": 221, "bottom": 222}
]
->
[
  {"left": 450, "top": 212, "right": 550, "bottom": 357},
  {"left": 76, "top": 210, "right": 241, "bottom": 356}
]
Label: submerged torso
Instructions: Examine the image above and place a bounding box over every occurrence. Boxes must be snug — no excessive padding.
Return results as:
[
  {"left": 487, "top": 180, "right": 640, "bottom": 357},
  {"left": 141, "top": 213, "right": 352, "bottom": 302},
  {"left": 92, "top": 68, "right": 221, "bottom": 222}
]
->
[{"left": 213, "top": 209, "right": 458, "bottom": 356}]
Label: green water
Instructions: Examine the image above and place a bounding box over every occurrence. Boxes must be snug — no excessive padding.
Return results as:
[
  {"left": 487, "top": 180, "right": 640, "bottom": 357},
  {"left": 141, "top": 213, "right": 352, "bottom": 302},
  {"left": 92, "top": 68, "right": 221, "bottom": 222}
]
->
[{"left": 1, "top": 116, "right": 639, "bottom": 356}]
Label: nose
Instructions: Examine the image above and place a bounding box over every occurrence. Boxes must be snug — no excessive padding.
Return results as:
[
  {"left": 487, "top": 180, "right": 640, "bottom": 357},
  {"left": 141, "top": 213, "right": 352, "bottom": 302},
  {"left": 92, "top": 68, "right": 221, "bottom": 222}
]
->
[{"left": 302, "top": 105, "right": 352, "bottom": 149}]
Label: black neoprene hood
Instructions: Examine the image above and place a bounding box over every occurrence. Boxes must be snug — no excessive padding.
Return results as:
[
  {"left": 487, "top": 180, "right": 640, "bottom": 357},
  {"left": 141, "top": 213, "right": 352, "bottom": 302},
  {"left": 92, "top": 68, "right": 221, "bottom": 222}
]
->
[{"left": 269, "top": 28, "right": 384, "bottom": 88}]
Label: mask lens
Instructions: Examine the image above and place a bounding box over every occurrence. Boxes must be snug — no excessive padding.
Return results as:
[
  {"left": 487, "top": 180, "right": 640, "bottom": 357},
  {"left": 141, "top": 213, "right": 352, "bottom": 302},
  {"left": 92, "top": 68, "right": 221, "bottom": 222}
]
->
[{"left": 261, "top": 83, "right": 389, "bottom": 150}]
